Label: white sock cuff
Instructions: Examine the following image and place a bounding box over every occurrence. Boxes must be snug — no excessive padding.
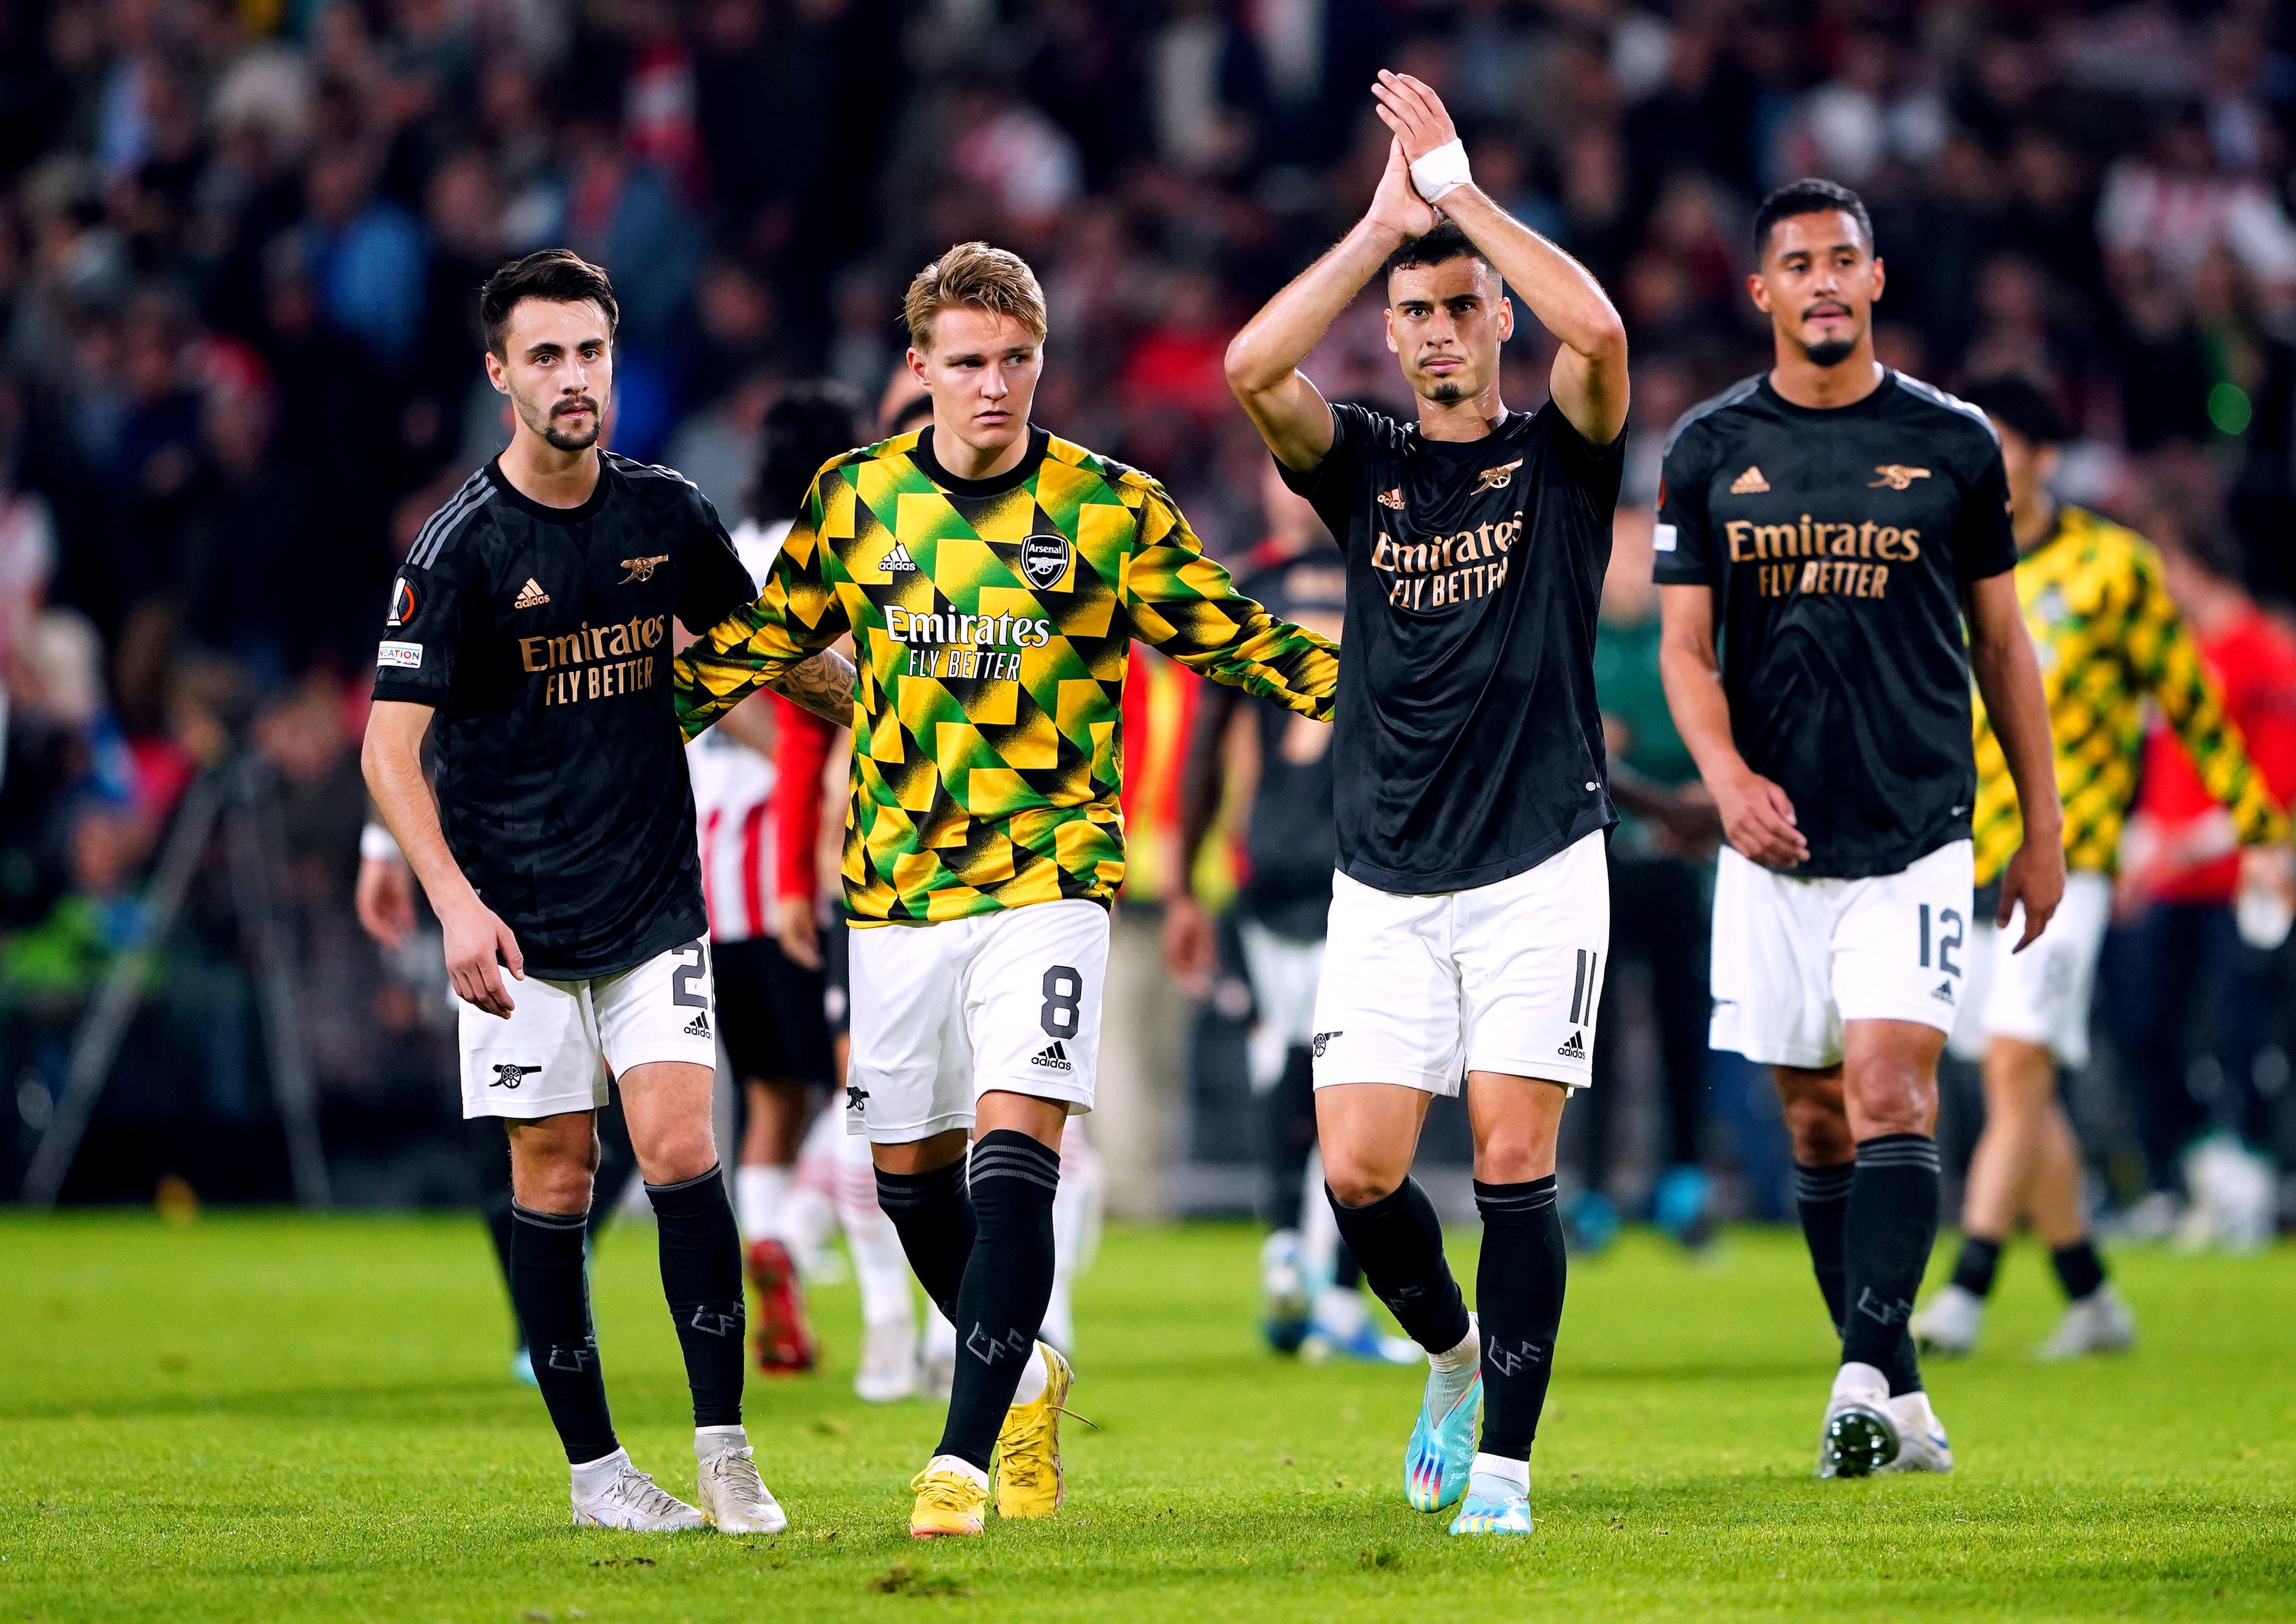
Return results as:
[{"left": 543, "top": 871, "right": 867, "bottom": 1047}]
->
[
  {"left": 928, "top": 1453, "right": 991, "bottom": 1492},
  {"left": 694, "top": 1424, "right": 748, "bottom": 1461},
  {"left": 1431, "top": 1312, "right": 1480, "bottom": 1372},
  {"left": 1009, "top": 1344, "right": 1052, "bottom": 1406},
  {"left": 570, "top": 1447, "right": 630, "bottom": 1492},
  {"left": 1469, "top": 1451, "right": 1530, "bottom": 1492},
  {"left": 1833, "top": 1360, "right": 1889, "bottom": 1400}
]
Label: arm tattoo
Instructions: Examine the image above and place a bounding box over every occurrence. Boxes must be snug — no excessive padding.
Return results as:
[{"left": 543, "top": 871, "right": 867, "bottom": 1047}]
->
[{"left": 767, "top": 649, "right": 857, "bottom": 727}]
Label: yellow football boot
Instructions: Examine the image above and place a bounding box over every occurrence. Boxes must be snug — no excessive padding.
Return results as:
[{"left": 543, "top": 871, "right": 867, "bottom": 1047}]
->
[
  {"left": 993, "top": 1343, "right": 1073, "bottom": 1520},
  {"left": 908, "top": 1460, "right": 989, "bottom": 1537}
]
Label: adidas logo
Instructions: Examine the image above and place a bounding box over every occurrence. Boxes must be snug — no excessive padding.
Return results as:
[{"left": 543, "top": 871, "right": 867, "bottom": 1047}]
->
[
  {"left": 1029, "top": 1040, "right": 1072, "bottom": 1072},
  {"left": 1557, "top": 1030, "right": 1586, "bottom": 1059},
  {"left": 1931, "top": 980, "right": 1956, "bottom": 1004},
  {"left": 513, "top": 577, "right": 550, "bottom": 608},
  {"left": 1729, "top": 466, "right": 1770, "bottom": 495},
  {"left": 682, "top": 1011, "right": 712, "bottom": 1037},
  {"left": 882, "top": 540, "right": 918, "bottom": 572}
]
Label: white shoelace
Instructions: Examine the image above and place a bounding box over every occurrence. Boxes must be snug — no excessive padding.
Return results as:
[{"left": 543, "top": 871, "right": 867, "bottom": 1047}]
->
[
  {"left": 602, "top": 1467, "right": 693, "bottom": 1522},
  {"left": 703, "top": 1448, "right": 771, "bottom": 1509}
]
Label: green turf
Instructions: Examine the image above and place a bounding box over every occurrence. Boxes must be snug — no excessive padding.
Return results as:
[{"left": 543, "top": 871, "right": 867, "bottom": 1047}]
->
[{"left": 3, "top": 1211, "right": 2289, "bottom": 1621}]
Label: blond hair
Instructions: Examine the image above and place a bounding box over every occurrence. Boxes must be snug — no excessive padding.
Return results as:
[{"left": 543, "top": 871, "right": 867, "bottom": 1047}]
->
[{"left": 903, "top": 242, "right": 1048, "bottom": 352}]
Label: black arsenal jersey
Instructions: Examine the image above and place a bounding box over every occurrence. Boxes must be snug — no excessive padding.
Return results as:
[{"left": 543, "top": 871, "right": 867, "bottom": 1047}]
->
[
  {"left": 1281, "top": 400, "right": 1624, "bottom": 894},
  {"left": 1233, "top": 537, "right": 1348, "bottom": 939},
  {"left": 1653, "top": 369, "right": 2018, "bottom": 879},
  {"left": 372, "top": 453, "right": 757, "bottom": 979}
]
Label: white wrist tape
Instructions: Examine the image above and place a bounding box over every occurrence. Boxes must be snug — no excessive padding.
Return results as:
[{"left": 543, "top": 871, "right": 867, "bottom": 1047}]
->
[
  {"left": 360, "top": 821, "right": 402, "bottom": 862},
  {"left": 1408, "top": 139, "right": 1471, "bottom": 204}
]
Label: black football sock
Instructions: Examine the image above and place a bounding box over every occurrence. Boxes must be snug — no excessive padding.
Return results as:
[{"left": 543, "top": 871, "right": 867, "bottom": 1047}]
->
[
  {"left": 1326, "top": 1177, "right": 1471, "bottom": 1354},
  {"left": 509, "top": 1203, "right": 619, "bottom": 1464},
  {"left": 1799, "top": 1159, "right": 1921, "bottom": 1394},
  {"left": 935, "top": 1131, "right": 1060, "bottom": 1472},
  {"left": 1951, "top": 1234, "right": 2003, "bottom": 1299},
  {"left": 1794, "top": 1160, "right": 1855, "bottom": 1328},
  {"left": 875, "top": 1156, "right": 978, "bottom": 1320},
  {"left": 1473, "top": 1177, "right": 1566, "bottom": 1462},
  {"left": 2051, "top": 1238, "right": 2107, "bottom": 1303},
  {"left": 647, "top": 1166, "right": 745, "bottom": 1429},
  {"left": 1333, "top": 1239, "right": 1364, "bottom": 1292},
  {"left": 482, "top": 1187, "right": 522, "bottom": 1350},
  {"left": 1265, "top": 1045, "right": 1317, "bottom": 1231},
  {"left": 1839, "top": 1135, "right": 1941, "bottom": 1383}
]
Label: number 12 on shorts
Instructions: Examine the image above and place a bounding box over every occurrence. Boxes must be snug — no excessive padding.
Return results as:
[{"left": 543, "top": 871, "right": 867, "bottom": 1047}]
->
[{"left": 1918, "top": 904, "right": 1962, "bottom": 975}]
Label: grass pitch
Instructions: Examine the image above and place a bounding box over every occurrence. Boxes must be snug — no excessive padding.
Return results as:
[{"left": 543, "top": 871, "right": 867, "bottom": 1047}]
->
[{"left": 3, "top": 1211, "right": 2289, "bottom": 1622}]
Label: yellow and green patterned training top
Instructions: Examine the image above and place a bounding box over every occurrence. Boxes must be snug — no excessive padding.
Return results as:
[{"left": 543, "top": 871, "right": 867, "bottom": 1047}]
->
[
  {"left": 674, "top": 426, "right": 1340, "bottom": 923},
  {"left": 1971, "top": 503, "right": 2286, "bottom": 884}
]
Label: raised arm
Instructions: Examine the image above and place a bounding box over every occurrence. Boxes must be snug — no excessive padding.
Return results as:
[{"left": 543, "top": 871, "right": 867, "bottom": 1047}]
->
[
  {"left": 1656, "top": 584, "right": 1810, "bottom": 869},
  {"left": 1225, "top": 139, "right": 1437, "bottom": 471},
  {"left": 1370, "top": 71, "right": 1628, "bottom": 446},
  {"left": 1966, "top": 571, "right": 2066, "bottom": 948},
  {"left": 359, "top": 698, "right": 524, "bottom": 1017}
]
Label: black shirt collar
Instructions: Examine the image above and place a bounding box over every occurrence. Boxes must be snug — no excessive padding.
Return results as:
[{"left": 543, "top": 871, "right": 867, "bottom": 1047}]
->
[
  {"left": 1409, "top": 409, "right": 1530, "bottom": 451},
  {"left": 1755, "top": 369, "right": 1898, "bottom": 420},
  {"left": 485, "top": 455, "right": 614, "bottom": 525},
  {"left": 914, "top": 426, "right": 1049, "bottom": 498}
]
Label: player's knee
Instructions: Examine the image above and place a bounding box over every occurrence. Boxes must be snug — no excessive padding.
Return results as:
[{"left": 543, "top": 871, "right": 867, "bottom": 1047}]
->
[
  {"left": 639, "top": 1130, "right": 721, "bottom": 1187},
  {"left": 1780, "top": 1093, "right": 1853, "bottom": 1163},
  {"left": 514, "top": 1156, "right": 596, "bottom": 1214},
  {"left": 1471, "top": 1119, "right": 1562, "bottom": 1185},
  {"left": 1849, "top": 1062, "right": 1937, "bottom": 1139},
  {"left": 1322, "top": 1154, "right": 1404, "bottom": 1209}
]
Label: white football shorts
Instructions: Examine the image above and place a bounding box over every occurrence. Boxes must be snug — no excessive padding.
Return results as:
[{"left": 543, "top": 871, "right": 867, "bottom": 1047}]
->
[
  {"left": 1710, "top": 839, "right": 1975, "bottom": 1070},
  {"left": 1237, "top": 920, "right": 1325, "bottom": 1093},
  {"left": 1311, "top": 829, "right": 1610, "bottom": 1095},
  {"left": 845, "top": 899, "right": 1107, "bottom": 1143},
  {"left": 459, "top": 938, "right": 718, "bottom": 1120},
  {"left": 1945, "top": 870, "right": 2112, "bottom": 1068}
]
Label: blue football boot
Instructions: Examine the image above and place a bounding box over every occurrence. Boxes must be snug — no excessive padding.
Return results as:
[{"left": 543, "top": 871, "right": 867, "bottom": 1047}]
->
[
  {"left": 1448, "top": 1484, "right": 1535, "bottom": 1535},
  {"left": 1403, "top": 1361, "right": 1482, "bottom": 1512}
]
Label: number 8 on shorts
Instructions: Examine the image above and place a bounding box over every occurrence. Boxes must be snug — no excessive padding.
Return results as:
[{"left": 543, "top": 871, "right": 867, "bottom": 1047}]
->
[{"left": 846, "top": 899, "right": 1109, "bottom": 1143}]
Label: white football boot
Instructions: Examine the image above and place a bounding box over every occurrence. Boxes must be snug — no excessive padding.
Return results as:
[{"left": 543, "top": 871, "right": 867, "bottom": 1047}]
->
[
  {"left": 2034, "top": 1284, "right": 2137, "bottom": 1361},
  {"left": 856, "top": 1319, "right": 922, "bottom": 1403},
  {"left": 1911, "top": 1284, "right": 1984, "bottom": 1356},
  {"left": 1877, "top": 1390, "right": 1954, "bottom": 1474},
  {"left": 571, "top": 1450, "right": 707, "bottom": 1531},
  {"left": 1816, "top": 1362, "right": 1900, "bottom": 1478},
  {"left": 694, "top": 1431, "right": 789, "bottom": 1534}
]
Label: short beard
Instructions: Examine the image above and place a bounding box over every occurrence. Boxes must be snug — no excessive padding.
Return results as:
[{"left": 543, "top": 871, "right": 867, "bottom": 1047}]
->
[
  {"left": 541, "top": 418, "right": 602, "bottom": 453},
  {"left": 1804, "top": 337, "right": 1856, "bottom": 369},
  {"left": 1428, "top": 380, "right": 1464, "bottom": 404}
]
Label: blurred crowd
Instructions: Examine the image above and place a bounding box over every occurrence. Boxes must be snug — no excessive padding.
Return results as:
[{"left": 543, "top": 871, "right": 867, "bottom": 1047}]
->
[{"left": 3, "top": 0, "right": 2295, "bottom": 1233}]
